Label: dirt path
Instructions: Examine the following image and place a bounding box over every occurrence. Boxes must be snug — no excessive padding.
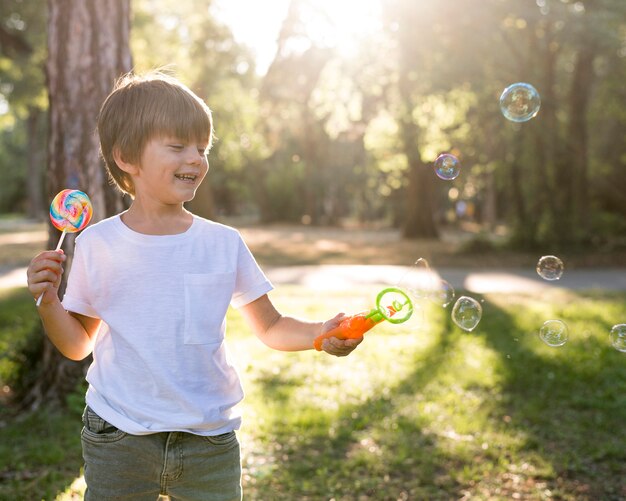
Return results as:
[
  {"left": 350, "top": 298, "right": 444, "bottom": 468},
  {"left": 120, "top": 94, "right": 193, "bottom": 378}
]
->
[
  {"left": 239, "top": 223, "right": 626, "bottom": 268},
  {"left": 264, "top": 264, "right": 626, "bottom": 292},
  {"left": 1, "top": 220, "right": 625, "bottom": 293},
  {"left": 3, "top": 264, "right": 625, "bottom": 294}
]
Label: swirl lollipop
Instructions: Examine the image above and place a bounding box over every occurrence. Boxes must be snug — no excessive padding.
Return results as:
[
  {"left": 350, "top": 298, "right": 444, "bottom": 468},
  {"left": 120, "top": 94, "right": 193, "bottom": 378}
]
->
[{"left": 36, "top": 189, "right": 93, "bottom": 306}]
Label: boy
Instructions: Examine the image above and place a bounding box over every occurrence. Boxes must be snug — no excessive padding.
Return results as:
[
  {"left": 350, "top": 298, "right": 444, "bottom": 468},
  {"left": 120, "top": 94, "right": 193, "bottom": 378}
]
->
[{"left": 27, "top": 71, "right": 361, "bottom": 500}]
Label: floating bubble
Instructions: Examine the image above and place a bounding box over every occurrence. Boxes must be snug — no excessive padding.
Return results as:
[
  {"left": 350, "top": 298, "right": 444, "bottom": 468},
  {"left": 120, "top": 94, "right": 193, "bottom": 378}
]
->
[
  {"left": 499, "top": 82, "right": 541, "bottom": 122},
  {"left": 536, "top": 255, "right": 564, "bottom": 281},
  {"left": 609, "top": 324, "right": 626, "bottom": 353},
  {"left": 451, "top": 296, "right": 483, "bottom": 332},
  {"left": 539, "top": 319, "right": 569, "bottom": 347},
  {"left": 397, "top": 258, "right": 455, "bottom": 308},
  {"left": 414, "top": 257, "right": 431, "bottom": 271},
  {"left": 433, "top": 153, "right": 461, "bottom": 181},
  {"left": 429, "top": 279, "right": 456, "bottom": 308},
  {"left": 397, "top": 258, "right": 433, "bottom": 300}
]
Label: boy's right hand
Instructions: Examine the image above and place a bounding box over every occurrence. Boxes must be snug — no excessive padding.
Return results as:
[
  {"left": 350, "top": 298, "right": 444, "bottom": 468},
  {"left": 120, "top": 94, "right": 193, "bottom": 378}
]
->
[{"left": 27, "top": 250, "right": 66, "bottom": 305}]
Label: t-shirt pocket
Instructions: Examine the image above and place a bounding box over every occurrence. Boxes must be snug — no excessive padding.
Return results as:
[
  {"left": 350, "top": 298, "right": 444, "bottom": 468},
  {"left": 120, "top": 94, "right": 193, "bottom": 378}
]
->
[{"left": 183, "top": 272, "right": 235, "bottom": 345}]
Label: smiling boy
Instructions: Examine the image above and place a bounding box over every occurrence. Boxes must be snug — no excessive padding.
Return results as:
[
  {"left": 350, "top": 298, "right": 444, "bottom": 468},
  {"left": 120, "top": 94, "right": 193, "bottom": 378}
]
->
[{"left": 26, "top": 71, "right": 361, "bottom": 500}]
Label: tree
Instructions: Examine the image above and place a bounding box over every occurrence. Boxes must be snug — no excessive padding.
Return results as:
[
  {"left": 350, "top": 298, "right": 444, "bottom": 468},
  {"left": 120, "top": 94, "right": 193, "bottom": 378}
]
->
[
  {"left": 488, "top": 0, "right": 626, "bottom": 248},
  {"left": 130, "top": 0, "right": 263, "bottom": 220},
  {"left": 0, "top": 0, "right": 47, "bottom": 217},
  {"left": 386, "top": 0, "right": 626, "bottom": 248},
  {"left": 381, "top": 0, "right": 457, "bottom": 239},
  {"left": 259, "top": 0, "right": 335, "bottom": 224},
  {"left": 21, "top": 0, "right": 131, "bottom": 410}
]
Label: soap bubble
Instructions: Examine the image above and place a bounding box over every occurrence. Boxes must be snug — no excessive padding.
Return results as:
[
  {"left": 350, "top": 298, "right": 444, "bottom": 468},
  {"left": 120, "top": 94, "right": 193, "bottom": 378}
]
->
[
  {"left": 451, "top": 296, "right": 483, "bottom": 332},
  {"left": 539, "top": 319, "right": 569, "bottom": 347},
  {"left": 500, "top": 82, "right": 541, "bottom": 122},
  {"left": 433, "top": 153, "right": 461, "bottom": 180},
  {"left": 536, "top": 255, "right": 564, "bottom": 281},
  {"left": 413, "top": 257, "right": 430, "bottom": 271},
  {"left": 397, "top": 258, "right": 455, "bottom": 308},
  {"left": 429, "top": 279, "right": 456, "bottom": 308},
  {"left": 397, "top": 258, "right": 434, "bottom": 300},
  {"left": 609, "top": 324, "right": 626, "bottom": 352}
]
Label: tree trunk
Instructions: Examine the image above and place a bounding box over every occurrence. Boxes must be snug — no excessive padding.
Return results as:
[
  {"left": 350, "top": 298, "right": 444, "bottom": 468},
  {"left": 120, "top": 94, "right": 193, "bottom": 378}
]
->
[
  {"left": 402, "top": 156, "right": 439, "bottom": 239},
  {"left": 394, "top": 2, "right": 439, "bottom": 240},
  {"left": 302, "top": 109, "right": 320, "bottom": 224},
  {"left": 397, "top": 73, "right": 438, "bottom": 239},
  {"left": 535, "top": 18, "right": 559, "bottom": 234},
  {"left": 25, "top": 106, "right": 44, "bottom": 220},
  {"left": 567, "top": 44, "right": 595, "bottom": 237},
  {"left": 482, "top": 169, "right": 497, "bottom": 231},
  {"left": 20, "top": 0, "right": 132, "bottom": 411}
]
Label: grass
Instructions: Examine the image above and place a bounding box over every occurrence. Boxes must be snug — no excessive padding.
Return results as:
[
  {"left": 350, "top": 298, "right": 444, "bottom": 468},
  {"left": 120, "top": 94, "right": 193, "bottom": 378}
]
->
[
  {"left": 0, "top": 288, "right": 42, "bottom": 390},
  {"left": 1, "top": 283, "right": 624, "bottom": 500},
  {"left": 0, "top": 219, "right": 625, "bottom": 499},
  {"left": 0, "top": 404, "right": 83, "bottom": 500},
  {"left": 233, "top": 287, "right": 626, "bottom": 500}
]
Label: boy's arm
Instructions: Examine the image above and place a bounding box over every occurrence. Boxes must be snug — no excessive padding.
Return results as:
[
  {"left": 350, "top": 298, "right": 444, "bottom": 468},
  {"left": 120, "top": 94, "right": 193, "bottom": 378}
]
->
[
  {"left": 28, "top": 249, "right": 100, "bottom": 361},
  {"left": 239, "top": 294, "right": 362, "bottom": 357},
  {"left": 38, "top": 302, "right": 101, "bottom": 361}
]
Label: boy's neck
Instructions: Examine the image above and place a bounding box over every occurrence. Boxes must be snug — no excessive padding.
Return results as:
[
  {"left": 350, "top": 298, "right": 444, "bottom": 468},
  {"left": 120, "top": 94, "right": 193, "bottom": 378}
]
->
[{"left": 121, "top": 205, "right": 193, "bottom": 236}]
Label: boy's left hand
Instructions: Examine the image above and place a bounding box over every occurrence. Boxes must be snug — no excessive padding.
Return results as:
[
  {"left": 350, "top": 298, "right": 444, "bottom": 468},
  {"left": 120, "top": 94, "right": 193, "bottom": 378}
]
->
[{"left": 320, "top": 313, "right": 363, "bottom": 357}]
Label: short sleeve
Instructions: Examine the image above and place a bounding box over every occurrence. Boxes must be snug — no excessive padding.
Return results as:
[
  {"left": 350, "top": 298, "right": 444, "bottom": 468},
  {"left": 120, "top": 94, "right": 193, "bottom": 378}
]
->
[
  {"left": 62, "top": 235, "right": 100, "bottom": 318},
  {"left": 231, "top": 234, "right": 273, "bottom": 309}
]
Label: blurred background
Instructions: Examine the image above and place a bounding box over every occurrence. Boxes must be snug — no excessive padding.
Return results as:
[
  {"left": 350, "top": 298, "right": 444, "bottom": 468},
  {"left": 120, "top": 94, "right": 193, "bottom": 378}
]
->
[{"left": 1, "top": 0, "right": 625, "bottom": 252}]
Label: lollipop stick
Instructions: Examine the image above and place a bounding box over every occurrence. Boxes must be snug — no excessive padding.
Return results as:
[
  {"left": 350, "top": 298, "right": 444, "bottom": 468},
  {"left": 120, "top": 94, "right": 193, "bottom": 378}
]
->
[
  {"left": 36, "top": 228, "right": 67, "bottom": 307},
  {"left": 55, "top": 228, "right": 68, "bottom": 251}
]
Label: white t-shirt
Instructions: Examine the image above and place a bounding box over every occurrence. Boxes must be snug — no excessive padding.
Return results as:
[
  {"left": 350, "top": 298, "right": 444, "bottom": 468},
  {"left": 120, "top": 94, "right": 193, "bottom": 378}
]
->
[{"left": 62, "top": 214, "right": 273, "bottom": 436}]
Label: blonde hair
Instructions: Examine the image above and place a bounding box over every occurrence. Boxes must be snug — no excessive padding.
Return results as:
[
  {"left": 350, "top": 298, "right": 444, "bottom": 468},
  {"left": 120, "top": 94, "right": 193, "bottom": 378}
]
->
[{"left": 97, "top": 71, "right": 213, "bottom": 196}]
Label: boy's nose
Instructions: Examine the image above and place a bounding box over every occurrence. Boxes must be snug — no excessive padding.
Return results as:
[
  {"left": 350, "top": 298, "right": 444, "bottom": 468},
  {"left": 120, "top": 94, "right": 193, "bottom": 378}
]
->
[{"left": 187, "top": 149, "right": 204, "bottom": 164}]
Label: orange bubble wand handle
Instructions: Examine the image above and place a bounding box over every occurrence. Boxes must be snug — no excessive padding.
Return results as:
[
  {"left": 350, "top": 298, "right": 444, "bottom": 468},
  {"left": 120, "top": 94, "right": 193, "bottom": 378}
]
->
[
  {"left": 313, "top": 287, "right": 413, "bottom": 351},
  {"left": 313, "top": 308, "right": 389, "bottom": 351}
]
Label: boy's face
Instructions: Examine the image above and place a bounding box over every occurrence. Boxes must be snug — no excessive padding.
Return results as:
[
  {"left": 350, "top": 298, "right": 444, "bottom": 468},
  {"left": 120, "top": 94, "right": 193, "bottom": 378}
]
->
[{"left": 129, "top": 135, "right": 209, "bottom": 205}]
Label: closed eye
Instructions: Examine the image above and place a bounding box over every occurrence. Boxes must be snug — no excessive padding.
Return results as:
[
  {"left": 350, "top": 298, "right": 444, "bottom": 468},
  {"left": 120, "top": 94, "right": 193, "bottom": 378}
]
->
[{"left": 169, "top": 144, "right": 184, "bottom": 151}]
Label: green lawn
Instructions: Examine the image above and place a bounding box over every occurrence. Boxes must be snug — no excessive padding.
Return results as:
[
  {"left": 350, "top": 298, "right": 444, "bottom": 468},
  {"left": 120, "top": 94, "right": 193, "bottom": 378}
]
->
[{"left": 0, "top": 285, "right": 625, "bottom": 500}]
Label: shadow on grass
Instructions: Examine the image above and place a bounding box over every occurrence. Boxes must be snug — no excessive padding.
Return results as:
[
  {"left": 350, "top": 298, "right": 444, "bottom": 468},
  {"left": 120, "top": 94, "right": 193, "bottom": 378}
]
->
[
  {"left": 473, "top": 293, "right": 626, "bottom": 500},
  {"left": 248, "top": 292, "right": 626, "bottom": 500},
  {"left": 250, "top": 312, "right": 467, "bottom": 499}
]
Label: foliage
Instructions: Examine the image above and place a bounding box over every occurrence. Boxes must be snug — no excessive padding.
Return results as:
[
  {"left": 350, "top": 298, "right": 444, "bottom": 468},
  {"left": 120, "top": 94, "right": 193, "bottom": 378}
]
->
[
  {"left": 0, "top": 288, "right": 40, "bottom": 392},
  {"left": 0, "top": 0, "right": 47, "bottom": 215},
  {"left": 131, "top": 0, "right": 265, "bottom": 219},
  {"left": 0, "top": 123, "right": 27, "bottom": 213},
  {"left": 0, "top": 0, "right": 47, "bottom": 115},
  {"left": 1, "top": 0, "right": 626, "bottom": 242}
]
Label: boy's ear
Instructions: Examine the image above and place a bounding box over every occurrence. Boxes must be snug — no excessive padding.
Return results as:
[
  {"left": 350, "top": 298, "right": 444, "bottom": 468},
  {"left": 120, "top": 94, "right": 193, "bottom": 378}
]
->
[{"left": 112, "top": 147, "right": 139, "bottom": 175}]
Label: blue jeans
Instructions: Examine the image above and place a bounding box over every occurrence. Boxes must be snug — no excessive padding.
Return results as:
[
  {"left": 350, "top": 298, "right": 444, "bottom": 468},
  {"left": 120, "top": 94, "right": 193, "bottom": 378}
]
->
[{"left": 81, "top": 406, "right": 242, "bottom": 500}]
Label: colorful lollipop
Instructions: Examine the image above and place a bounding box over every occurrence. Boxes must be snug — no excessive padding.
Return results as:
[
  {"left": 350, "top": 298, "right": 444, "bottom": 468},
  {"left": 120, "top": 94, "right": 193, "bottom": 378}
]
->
[{"left": 36, "top": 189, "right": 93, "bottom": 306}]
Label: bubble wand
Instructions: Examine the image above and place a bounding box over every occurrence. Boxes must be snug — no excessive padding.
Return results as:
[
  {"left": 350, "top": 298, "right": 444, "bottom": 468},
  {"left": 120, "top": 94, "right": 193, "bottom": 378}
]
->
[
  {"left": 36, "top": 189, "right": 93, "bottom": 306},
  {"left": 313, "top": 287, "right": 413, "bottom": 350}
]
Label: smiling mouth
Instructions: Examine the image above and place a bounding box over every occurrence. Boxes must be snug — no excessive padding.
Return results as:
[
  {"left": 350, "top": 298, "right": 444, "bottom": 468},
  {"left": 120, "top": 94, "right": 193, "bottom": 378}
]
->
[{"left": 175, "top": 174, "right": 198, "bottom": 182}]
